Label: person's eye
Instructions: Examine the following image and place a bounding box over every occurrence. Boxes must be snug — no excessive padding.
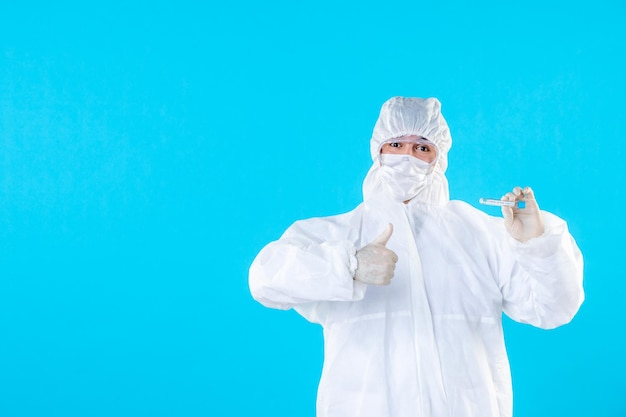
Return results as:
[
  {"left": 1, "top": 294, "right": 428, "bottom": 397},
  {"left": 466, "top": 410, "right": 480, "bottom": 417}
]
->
[
  {"left": 417, "top": 145, "right": 430, "bottom": 152},
  {"left": 390, "top": 142, "right": 401, "bottom": 148}
]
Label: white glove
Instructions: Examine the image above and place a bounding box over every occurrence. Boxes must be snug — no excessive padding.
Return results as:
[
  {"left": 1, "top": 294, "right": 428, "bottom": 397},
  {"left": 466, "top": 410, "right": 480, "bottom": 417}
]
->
[
  {"left": 354, "top": 223, "right": 398, "bottom": 285},
  {"left": 501, "top": 186, "right": 545, "bottom": 242}
]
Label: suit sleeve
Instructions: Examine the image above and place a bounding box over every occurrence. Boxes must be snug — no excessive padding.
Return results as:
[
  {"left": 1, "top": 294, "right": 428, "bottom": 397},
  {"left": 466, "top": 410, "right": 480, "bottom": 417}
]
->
[
  {"left": 498, "top": 211, "right": 584, "bottom": 329},
  {"left": 249, "top": 216, "right": 367, "bottom": 311}
]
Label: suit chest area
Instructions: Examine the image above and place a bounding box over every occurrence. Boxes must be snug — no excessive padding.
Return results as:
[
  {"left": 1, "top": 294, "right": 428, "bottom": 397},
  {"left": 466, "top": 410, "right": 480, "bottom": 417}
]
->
[{"left": 386, "top": 208, "right": 504, "bottom": 317}]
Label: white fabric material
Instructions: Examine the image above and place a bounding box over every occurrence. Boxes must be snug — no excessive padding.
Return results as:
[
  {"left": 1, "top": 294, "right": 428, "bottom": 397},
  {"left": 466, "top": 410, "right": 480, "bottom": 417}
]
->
[
  {"left": 249, "top": 201, "right": 584, "bottom": 417},
  {"left": 379, "top": 154, "right": 435, "bottom": 202},
  {"left": 248, "top": 96, "right": 584, "bottom": 417}
]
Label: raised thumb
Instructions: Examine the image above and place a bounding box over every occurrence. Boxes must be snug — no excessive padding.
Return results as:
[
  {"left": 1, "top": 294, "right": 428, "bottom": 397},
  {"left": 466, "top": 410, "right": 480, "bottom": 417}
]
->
[{"left": 371, "top": 223, "right": 394, "bottom": 246}]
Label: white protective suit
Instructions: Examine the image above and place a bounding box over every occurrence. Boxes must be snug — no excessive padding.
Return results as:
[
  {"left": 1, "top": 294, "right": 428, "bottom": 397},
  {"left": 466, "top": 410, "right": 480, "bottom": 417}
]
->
[{"left": 249, "top": 97, "right": 584, "bottom": 417}]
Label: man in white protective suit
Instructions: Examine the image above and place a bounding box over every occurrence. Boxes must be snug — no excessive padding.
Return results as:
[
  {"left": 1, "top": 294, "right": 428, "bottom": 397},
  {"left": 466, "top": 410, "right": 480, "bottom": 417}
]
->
[{"left": 248, "top": 96, "right": 584, "bottom": 417}]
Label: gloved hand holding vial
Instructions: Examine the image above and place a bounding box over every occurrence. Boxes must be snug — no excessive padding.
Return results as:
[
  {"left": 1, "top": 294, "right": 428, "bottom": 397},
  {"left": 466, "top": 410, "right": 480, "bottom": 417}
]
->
[{"left": 479, "top": 186, "right": 545, "bottom": 242}]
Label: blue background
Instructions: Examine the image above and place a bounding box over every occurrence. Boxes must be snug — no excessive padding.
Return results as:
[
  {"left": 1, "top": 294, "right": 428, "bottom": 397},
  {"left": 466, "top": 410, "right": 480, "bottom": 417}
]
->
[{"left": 1, "top": 1, "right": 624, "bottom": 416}]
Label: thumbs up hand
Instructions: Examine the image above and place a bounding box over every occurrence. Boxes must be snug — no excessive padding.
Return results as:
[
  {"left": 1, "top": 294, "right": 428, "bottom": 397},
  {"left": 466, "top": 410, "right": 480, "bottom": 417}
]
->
[{"left": 354, "top": 224, "right": 399, "bottom": 286}]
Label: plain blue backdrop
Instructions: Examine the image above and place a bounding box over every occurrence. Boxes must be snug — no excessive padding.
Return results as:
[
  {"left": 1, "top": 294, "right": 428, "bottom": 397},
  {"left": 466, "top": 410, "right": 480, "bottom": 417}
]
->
[{"left": 1, "top": 1, "right": 624, "bottom": 416}]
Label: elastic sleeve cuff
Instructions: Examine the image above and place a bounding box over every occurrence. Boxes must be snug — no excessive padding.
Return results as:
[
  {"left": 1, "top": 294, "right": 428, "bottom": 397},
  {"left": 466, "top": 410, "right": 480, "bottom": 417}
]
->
[
  {"left": 320, "top": 240, "right": 367, "bottom": 301},
  {"left": 506, "top": 211, "right": 568, "bottom": 259}
]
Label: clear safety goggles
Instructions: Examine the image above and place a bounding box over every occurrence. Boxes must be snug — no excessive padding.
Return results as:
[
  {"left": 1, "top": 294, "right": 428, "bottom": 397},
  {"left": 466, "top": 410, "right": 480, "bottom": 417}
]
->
[{"left": 377, "top": 136, "right": 438, "bottom": 164}]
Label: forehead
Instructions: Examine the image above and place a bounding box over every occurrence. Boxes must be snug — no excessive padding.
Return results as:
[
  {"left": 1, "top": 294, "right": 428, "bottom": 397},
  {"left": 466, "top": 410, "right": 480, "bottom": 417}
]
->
[
  {"left": 394, "top": 135, "right": 423, "bottom": 142},
  {"left": 383, "top": 135, "right": 434, "bottom": 145}
]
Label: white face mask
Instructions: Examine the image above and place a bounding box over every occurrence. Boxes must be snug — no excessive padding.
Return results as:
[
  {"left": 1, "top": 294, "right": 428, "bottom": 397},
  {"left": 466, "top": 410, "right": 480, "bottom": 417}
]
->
[{"left": 379, "top": 154, "right": 434, "bottom": 202}]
